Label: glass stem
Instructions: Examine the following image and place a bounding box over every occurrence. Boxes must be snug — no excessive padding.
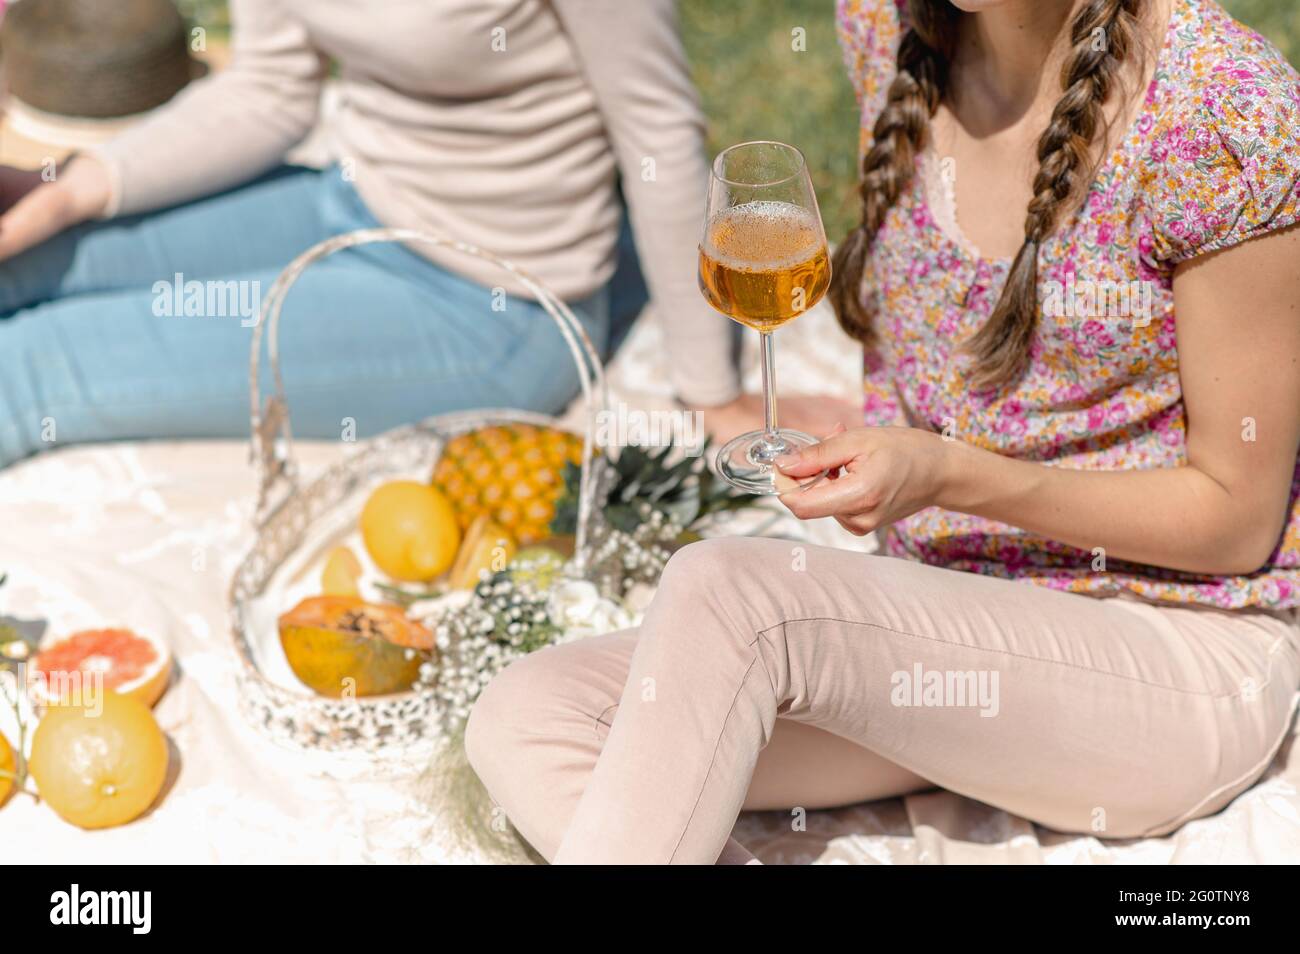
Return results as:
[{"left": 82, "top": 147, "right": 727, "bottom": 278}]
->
[{"left": 759, "top": 331, "right": 782, "bottom": 454}]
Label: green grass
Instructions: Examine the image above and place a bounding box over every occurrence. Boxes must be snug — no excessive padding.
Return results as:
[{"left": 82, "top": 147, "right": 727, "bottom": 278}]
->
[
  {"left": 174, "top": 0, "right": 229, "bottom": 35},
  {"left": 679, "top": 0, "right": 862, "bottom": 241},
  {"left": 1223, "top": 0, "right": 1300, "bottom": 63},
  {"left": 172, "top": 0, "right": 1295, "bottom": 241}
]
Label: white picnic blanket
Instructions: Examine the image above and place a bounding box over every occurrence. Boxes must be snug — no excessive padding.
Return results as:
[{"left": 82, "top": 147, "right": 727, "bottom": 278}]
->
[{"left": 2, "top": 303, "right": 1298, "bottom": 863}]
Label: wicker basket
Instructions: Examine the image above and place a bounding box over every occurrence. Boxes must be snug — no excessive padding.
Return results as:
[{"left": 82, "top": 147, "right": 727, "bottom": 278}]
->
[{"left": 227, "top": 228, "right": 608, "bottom": 767}]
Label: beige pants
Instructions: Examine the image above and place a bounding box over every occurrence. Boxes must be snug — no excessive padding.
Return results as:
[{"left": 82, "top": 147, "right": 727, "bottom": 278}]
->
[{"left": 465, "top": 537, "right": 1300, "bottom": 864}]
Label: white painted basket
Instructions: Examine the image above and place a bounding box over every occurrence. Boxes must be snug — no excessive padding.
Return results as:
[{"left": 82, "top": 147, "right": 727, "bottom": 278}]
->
[{"left": 227, "top": 228, "right": 608, "bottom": 765}]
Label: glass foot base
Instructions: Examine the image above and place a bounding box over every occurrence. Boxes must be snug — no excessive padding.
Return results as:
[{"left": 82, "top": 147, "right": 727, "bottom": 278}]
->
[{"left": 716, "top": 428, "right": 827, "bottom": 495}]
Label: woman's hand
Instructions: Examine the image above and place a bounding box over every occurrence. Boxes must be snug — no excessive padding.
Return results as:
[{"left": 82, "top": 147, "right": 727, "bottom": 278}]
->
[
  {"left": 0, "top": 156, "right": 112, "bottom": 261},
  {"left": 775, "top": 426, "right": 952, "bottom": 535},
  {"left": 690, "top": 393, "right": 861, "bottom": 447}
]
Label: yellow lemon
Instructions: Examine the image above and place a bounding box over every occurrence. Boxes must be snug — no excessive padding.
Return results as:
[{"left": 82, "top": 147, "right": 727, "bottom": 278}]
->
[
  {"left": 320, "top": 545, "right": 363, "bottom": 597},
  {"left": 29, "top": 691, "right": 169, "bottom": 830},
  {"left": 360, "top": 481, "right": 461, "bottom": 582},
  {"left": 0, "top": 732, "right": 15, "bottom": 808}
]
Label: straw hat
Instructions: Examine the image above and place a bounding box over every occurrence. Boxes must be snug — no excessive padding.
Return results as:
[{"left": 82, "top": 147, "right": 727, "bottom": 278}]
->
[{"left": 1, "top": 0, "right": 199, "bottom": 120}]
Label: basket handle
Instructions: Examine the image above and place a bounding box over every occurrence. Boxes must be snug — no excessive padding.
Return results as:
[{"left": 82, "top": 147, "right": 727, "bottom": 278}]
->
[{"left": 248, "top": 227, "right": 609, "bottom": 565}]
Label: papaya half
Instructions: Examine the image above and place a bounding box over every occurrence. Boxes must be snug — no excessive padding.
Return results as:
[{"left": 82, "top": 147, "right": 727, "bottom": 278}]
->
[{"left": 277, "top": 596, "right": 434, "bottom": 698}]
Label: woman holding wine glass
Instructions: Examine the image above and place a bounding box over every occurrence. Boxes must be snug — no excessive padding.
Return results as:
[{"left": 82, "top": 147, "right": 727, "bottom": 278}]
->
[
  {"left": 468, "top": 0, "right": 1300, "bottom": 864},
  {"left": 697, "top": 140, "right": 834, "bottom": 494}
]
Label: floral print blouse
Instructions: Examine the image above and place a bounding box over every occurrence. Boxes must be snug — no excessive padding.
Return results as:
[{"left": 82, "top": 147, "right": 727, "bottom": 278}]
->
[{"left": 836, "top": 0, "right": 1300, "bottom": 609}]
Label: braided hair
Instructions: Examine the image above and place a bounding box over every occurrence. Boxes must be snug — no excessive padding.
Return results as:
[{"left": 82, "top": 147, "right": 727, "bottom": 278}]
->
[{"left": 830, "top": 0, "right": 1143, "bottom": 391}]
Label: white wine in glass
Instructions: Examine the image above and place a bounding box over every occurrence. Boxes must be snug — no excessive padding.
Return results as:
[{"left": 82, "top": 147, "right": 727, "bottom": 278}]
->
[{"left": 698, "top": 141, "right": 831, "bottom": 494}]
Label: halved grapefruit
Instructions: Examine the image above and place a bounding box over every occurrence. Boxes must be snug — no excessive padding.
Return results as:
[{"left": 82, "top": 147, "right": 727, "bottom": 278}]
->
[{"left": 31, "top": 628, "right": 172, "bottom": 709}]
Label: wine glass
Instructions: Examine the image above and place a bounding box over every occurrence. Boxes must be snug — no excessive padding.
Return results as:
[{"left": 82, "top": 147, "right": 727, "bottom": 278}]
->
[{"left": 698, "top": 140, "right": 831, "bottom": 494}]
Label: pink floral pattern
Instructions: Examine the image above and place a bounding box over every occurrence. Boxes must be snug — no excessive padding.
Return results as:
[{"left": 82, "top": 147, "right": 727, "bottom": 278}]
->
[{"left": 837, "top": 0, "right": 1300, "bottom": 608}]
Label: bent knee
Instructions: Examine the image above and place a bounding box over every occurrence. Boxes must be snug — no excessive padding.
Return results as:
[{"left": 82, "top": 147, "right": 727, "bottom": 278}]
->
[
  {"left": 650, "top": 536, "right": 808, "bottom": 637},
  {"left": 656, "top": 536, "right": 788, "bottom": 599},
  {"left": 463, "top": 653, "right": 546, "bottom": 784},
  {"left": 463, "top": 640, "right": 612, "bottom": 788}
]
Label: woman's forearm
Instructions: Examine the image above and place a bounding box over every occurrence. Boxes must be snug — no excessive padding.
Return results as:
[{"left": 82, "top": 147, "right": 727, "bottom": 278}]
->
[
  {"left": 89, "top": 0, "right": 323, "bottom": 218},
  {"left": 935, "top": 439, "right": 1284, "bottom": 576},
  {"left": 552, "top": 0, "right": 741, "bottom": 407}
]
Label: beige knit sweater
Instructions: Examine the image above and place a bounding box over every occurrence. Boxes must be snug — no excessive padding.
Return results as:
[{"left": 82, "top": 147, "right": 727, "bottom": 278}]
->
[{"left": 92, "top": 0, "right": 738, "bottom": 405}]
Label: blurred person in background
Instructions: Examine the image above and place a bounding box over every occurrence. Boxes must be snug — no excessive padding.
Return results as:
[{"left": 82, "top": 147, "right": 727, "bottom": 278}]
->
[{"left": 0, "top": 0, "right": 854, "bottom": 468}]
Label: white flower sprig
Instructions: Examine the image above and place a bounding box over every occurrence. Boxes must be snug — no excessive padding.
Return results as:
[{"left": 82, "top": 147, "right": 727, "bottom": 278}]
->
[
  {"left": 546, "top": 580, "right": 632, "bottom": 641},
  {"left": 415, "top": 507, "right": 691, "bottom": 732},
  {"left": 586, "top": 502, "right": 685, "bottom": 598},
  {"left": 417, "top": 557, "right": 633, "bottom": 732}
]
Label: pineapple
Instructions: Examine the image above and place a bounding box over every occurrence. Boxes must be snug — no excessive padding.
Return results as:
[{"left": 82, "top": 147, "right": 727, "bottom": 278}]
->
[{"left": 432, "top": 423, "right": 585, "bottom": 545}]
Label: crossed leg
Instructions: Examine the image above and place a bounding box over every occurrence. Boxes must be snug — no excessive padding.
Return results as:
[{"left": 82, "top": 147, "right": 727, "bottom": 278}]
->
[
  {"left": 467, "top": 537, "right": 1300, "bottom": 864},
  {"left": 465, "top": 626, "right": 932, "bottom": 863}
]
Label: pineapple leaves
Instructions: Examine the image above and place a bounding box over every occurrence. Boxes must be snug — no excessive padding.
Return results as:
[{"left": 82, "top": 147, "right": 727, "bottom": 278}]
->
[
  {"left": 549, "top": 436, "right": 756, "bottom": 537},
  {"left": 550, "top": 460, "right": 584, "bottom": 535}
]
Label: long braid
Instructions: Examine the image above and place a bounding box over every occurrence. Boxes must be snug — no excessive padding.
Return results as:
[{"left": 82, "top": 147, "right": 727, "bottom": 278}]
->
[
  {"left": 965, "top": 0, "right": 1142, "bottom": 389},
  {"left": 831, "top": 0, "right": 1143, "bottom": 391},
  {"left": 830, "top": 3, "right": 956, "bottom": 346}
]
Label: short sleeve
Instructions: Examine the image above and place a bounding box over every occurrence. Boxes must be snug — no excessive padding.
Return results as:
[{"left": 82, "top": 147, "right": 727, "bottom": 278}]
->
[
  {"left": 1140, "top": 70, "right": 1300, "bottom": 265},
  {"left": 836, "top": 0, "right": 905, "bottom": 148}
]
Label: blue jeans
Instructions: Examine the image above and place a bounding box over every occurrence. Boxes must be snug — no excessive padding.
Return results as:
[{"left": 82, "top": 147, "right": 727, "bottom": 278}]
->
[{"left": 0, "top": 166, "right": 646, "bottom": 468}]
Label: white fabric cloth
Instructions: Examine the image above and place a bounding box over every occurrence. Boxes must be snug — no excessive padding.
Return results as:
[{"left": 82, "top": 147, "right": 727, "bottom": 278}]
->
[{"left": 2, "top": 304, "right": 1297, "bottom": 863}]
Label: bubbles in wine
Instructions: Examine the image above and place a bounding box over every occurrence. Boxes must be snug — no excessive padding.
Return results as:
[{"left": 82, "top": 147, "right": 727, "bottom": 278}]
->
[{"left": 698, "top": 201, "right": 830, "bottom": 332}]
